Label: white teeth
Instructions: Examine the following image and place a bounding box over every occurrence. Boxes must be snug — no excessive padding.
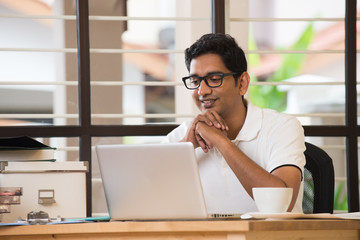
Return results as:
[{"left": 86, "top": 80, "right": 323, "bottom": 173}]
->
[{"left": 200, "top": 99, "right": 214, "bottom": 103}]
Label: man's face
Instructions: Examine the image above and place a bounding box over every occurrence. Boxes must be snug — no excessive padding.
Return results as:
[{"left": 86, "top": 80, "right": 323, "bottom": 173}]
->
[{"left": 189, "top": 53, "right": 244, "bottom": 119}]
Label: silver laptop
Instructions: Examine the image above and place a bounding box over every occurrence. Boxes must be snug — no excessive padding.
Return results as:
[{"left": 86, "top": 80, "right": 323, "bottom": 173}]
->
[{"left": 96, "top": 142, "right": 239, "bottom": 220}]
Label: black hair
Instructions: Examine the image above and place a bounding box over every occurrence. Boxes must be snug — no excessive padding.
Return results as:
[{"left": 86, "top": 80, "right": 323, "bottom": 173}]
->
[{"left": 184, "top": 33, "right": 247, "bottom": 76}]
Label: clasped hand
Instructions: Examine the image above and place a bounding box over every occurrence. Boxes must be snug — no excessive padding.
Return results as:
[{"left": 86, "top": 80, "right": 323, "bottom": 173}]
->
[{"left": 183, "top": 110, "right": 229, "bottom": 153}]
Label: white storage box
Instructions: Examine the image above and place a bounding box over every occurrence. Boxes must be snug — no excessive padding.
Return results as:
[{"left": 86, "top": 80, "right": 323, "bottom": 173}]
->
[{"left": 0, "top": 161, "right": 87, "bottom": 223}]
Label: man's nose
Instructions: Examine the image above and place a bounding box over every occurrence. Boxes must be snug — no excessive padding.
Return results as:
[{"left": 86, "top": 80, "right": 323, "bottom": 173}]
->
[{"left": 197, "top": 80, "right": 211, "bottom": 96}]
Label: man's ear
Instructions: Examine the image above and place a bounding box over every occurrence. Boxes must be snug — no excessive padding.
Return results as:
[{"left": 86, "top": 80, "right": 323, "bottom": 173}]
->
[{"left": 238, "top": 72, "right": 250, "bottom": 96}]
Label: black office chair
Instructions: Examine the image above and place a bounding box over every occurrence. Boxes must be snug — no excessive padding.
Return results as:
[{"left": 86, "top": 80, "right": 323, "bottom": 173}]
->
[{"left": 302, "top": 142, "right": 335, "bottom": 214}]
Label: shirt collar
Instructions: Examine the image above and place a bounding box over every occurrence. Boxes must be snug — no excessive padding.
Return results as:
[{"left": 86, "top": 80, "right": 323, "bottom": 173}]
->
[{"left": 234, "top": 101, "right": 262, "bottom": 142}]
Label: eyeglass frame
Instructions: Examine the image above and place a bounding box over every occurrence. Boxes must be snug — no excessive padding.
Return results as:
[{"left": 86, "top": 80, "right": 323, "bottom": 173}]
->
[{"left": 182, "top": 72, "right": 239, "bottom": 90}]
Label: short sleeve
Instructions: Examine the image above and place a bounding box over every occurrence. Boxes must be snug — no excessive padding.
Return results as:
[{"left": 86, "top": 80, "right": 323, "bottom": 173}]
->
[{"left": 266, "top": 114, "right": 306, "bottom": 179}]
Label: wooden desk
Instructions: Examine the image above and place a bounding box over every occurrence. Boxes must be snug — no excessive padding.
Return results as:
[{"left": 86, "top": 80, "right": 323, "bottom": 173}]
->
[{"left": 0, "top": 219, "right": 359, "bottom": 240}]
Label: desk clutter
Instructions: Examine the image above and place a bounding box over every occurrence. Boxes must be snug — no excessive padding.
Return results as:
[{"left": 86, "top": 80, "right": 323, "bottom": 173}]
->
[
  {"left": 0, "top": 187, "right": 22, "bottom": 214},
  {"left": 0, "top": 136, "right": 88, "bottom": 223}
]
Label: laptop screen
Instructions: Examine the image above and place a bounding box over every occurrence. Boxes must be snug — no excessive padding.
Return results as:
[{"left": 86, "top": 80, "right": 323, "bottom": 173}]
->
[{"left": 96, "top": 142, "right": 208, "bottom": 220}]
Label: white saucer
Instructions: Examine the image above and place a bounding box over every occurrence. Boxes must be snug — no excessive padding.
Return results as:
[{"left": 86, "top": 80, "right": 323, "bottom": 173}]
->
[
  {"left": 241, "top": 212, "right": 338, "bottom": 220},
  {"left": 241, "top": 212, "right": 305, "bottom": 219}
]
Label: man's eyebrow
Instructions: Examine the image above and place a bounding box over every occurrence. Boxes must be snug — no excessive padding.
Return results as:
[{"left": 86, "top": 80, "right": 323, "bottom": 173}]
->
[
  {"left": 207, "top": 71, "right": 223, "bottom": 75},
  {"left": 188, "top": 73, "right": 199, "bottom": 77},
  {"left": 189, "top": 71, "right": 223, "bottom": 77}
]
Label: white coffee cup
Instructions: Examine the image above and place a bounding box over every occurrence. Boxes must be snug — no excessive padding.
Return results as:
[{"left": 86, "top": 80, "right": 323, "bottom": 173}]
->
[{"left": 252, "top": 187, "right": 293, "bottom": 213}]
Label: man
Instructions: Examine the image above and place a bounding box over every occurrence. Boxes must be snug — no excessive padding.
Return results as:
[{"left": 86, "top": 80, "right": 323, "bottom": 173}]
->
[{"left": 162, "top": 33, "right": 305, "bottom": 214}]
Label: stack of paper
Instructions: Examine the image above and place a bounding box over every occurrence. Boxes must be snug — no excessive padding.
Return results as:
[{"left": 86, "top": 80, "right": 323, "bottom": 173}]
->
[{"left": 0, "top": 136, "right": 56, "bottom": 162}]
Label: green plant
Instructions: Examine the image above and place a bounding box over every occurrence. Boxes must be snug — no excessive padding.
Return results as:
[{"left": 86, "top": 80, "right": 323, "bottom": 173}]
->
[
  {"left": 302, "top": 170, "right": 315, "bottom": 213},
  {"left": 248, "top": 23, "right": 315, "bottom": 112},
  {"left": 303, "top": 174, "right": 349, "bottom": 213},
  {"left": 334, "top": 181, "right": 348, "bottom": 211}
]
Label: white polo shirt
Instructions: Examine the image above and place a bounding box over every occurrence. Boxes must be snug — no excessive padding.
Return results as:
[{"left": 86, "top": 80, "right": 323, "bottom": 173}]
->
[{"left": 162, "top": 101, "right": 306, "bottom": 214}]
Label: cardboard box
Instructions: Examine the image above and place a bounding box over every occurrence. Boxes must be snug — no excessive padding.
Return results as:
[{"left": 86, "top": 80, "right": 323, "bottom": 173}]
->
[{"left": 0, "top": 161, "right": 87, "bottom": 223}]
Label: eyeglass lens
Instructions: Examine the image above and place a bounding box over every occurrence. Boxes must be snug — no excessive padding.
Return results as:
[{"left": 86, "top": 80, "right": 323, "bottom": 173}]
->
[{"left": 186, "top": 74, "right": 223, "bottom": 89}]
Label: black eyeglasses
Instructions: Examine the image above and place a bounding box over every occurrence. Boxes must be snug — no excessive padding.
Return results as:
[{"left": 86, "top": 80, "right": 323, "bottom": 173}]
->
[{"left": 182, "top": 72, "right": 238, "bottom": 90}]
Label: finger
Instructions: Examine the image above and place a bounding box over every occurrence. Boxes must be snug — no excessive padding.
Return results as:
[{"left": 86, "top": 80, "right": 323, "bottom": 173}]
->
[
  {"left": 203, "top": 111, "right": 221, "bottom": 128},
  {"left": 206, "top": 111, "right": 229, "bottom": 130},
  {"left": 205, "top": 141, "right": 213, "bottom": 149},
  {"left": 195, "top": 114, "right": 214, "bottom": 127},
  {"left": 195, "top": 131, "right": 208, "bottom": 153},
  {"left": 196, "top": 123, "right": 215, "bottom": 152},
  {"left": 181, "top": 119, "right": 200, "bottom": 148},
  {"left": 212, "top": 111, "right": 229, "bottom": 131}
]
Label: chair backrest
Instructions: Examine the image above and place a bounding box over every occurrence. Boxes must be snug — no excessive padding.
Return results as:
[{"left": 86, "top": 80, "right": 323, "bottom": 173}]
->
[{"left": 302, "top": 142, "right": 334, "bottom": 214}]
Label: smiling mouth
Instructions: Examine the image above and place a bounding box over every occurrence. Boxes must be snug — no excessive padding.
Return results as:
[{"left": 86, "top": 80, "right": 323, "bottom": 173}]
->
[{"left": 200, "top": 98, "right": 217, "bottom": 108}]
